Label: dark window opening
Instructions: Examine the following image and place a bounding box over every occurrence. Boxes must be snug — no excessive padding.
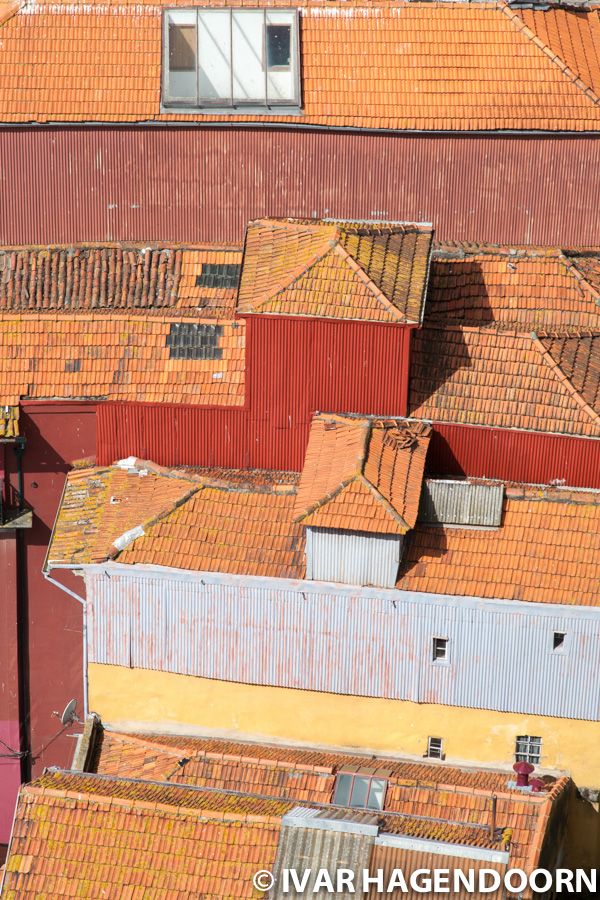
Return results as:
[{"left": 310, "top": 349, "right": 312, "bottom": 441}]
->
[
  {"left": 196, "top": 263, "right": 241, "bottom": 289},
  {"left": 333, "top": 773, "right": 387, "bottom": 812},
  {"left": 432, "top": 637, "right": 448, "bottom": 662},
  {"left": 515, "top": 736, "right": 542, "bottom": 765},
  {"left": 553, "top": 631, "right": 565, "bottom": 651},
  {"left": 267, "top": 24, "right": 291, "bottom": 69},
  {"left": 166, "top": 323, "right": 223, "bottom": 360}
]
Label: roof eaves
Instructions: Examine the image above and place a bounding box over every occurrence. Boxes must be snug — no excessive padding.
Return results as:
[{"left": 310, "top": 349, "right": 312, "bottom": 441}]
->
[{"left": 501, "top": 2, "right": 600, "bottom": 108}]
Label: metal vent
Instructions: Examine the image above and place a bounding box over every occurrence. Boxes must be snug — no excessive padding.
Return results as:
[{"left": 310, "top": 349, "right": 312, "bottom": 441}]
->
[
  {"left": 165, "top": 323, "right": 223, "bottom": 360},
  {"left": 419, "top": 480, "right": 504, "bottom": 527},
  {"left": 195, "top": 263, "right": 241, "bottom": 289}
]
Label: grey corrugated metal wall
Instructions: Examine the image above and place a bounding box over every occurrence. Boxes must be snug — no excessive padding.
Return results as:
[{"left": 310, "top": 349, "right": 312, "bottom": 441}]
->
[
  {"left": 305, "top": 528, "right": 403, "bottom": 588},
  {"left": 85, "top": 568, "right": 600, "bottom": 721}
]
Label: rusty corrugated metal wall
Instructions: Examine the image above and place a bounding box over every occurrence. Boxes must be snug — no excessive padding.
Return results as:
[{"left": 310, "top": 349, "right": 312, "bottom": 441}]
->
[
  {"left": 428, "top": 423, "right": 600, "bottom": 489},
  {"left": 368, "top": 841, "right": 507, "bottom": 899},
  {"left": 0, "top": 128, "right": 599, "bottom": 245},
  {"left": 97, "top": 317, "right": 412, "bottom": 469}
]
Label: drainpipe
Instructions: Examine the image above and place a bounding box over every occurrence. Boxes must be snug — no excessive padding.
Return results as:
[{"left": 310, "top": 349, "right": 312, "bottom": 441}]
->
[{"left": 43, "top": 571, "right": 89, "bottom": 719}]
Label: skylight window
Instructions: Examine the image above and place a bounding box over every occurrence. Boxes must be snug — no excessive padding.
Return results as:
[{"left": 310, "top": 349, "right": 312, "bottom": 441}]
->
[
  {"left": 332, "top": 773, "right": 387, "bottom": 811},
  {"left": 163, "top": 9, "right": 300, "bottom": 110}
]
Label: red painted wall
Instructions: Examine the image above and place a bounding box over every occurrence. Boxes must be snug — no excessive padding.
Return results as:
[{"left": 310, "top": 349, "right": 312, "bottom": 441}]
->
[
  {"left": 0, "top": 129, "right": 599, "bottom": 246},
  {"left": 428, "top": 423, "right": 600, "bottom": 489},
  {"left": 0, "top": 532, "right": 20, "bottom": 844},
  {"left": 0, "top": 402, "right": 96, "bottom": 837},
  {"left": 97, "top": 316, "right": 413, "bottom": 469}
]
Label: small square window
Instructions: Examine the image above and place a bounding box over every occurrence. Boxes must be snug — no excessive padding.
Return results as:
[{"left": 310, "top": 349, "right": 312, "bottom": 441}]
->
[
  {"left": 426, "top": 737, "right": 444, "bottom": 760},
  {"left": 515, "top": 735, "right": 542, "bottom": 765},
  {"left": 553, "top": 631, "right": 566, "bottom": 651},
  {"left": 432, "top": 637, "right": 448, "bottom": 662},
  {"left": 332, "top": 773, "right": 387, "bottom": 811}
]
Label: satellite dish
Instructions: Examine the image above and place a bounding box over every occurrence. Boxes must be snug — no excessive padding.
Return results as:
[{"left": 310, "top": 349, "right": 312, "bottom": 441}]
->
[{"left": 60, "top": 699, "right": 81, "bottom": 726}]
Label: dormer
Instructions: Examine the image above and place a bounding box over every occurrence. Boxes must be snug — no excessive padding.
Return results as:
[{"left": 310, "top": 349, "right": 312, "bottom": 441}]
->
[
  {"left": 295, "top": 414, "right": 431, "bottom": 588},
  {"left": 236, "top": 218, "right": 433, "bottom": 324}
]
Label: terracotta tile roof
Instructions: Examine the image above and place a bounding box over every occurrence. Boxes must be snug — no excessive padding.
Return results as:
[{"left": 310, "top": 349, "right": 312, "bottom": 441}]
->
[
  {"left": 47, "top": 460, "right": 201, "bottom": 567},
  {"left": 89, "top": 729, "right": 570, "bottom": 872},
  {"left": 0, "top": 2, "right": 599, "bottom": 130},
  {"left": 237, "top": 219, "right": 433, "bottom": 324},
  {"left": 294, "top": 414, "right": 431, "bottom": 535},
  {"left": 2, "top": 770, "right": 281, "bottom": 898},
  {"left": 0, "top": 311, "right": 245, "bottom": 407},
  {"left": 399, "top": 483, "right": 600, "bottom": 607},
  {"left": 408, "top": 323, "right": 600, "bottom": 437},
  {"left": 518, "top": 6, "right": 600, "bottom": 98},
  {"left": 537, "top": 332, "right": 600, "bottom": 415},
  {"left": 47, "top": 460, "right": 305, "bottom": 577},
  {"left": 0, "top": 245, "right": 242, "bottom": 315},
  {"left": 428, "top": 246, "right": 600, "bottom": 331}
]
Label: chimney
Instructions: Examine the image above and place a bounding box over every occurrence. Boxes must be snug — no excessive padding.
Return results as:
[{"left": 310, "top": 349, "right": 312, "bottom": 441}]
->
[{"left": 513, "top": 761, "right": 535, "bottom": 788}]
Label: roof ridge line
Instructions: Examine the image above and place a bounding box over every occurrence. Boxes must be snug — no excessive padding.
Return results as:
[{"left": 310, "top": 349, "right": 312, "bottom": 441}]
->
[
  {"left": 23, "top": 782, "right": 283, "bottom": 826},
  {"left": 532, "top": 333, "right": 600, "bottom": 427},
  {"left": 108, "top": 484, "right": 202, "bottom": 560},
  {"left": 243, "top": 224, "right": 340, "bottom": 313},
  {"left": 333, "top": 242, "right": 403, "bottom": 321},
  {"left": 559, "top": 251, "right": 600, "bottom": 303},
  {"left": 358, "top": 473, "right": 410, "bottom": 532},
  {"left": 105, "top": 731, "right": 194, "bottom": 758},
  {"left": 499, "top": 2, "right": 600, "bottom": 108}
]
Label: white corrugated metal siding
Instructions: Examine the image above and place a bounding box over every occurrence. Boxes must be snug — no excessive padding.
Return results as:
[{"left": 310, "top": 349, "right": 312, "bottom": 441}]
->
[
  {"left": 85, "top": 568, "right": 600, "bottom": 721},
  {"left": 306, "top": 528, "right": 403, "bottom": 588}
]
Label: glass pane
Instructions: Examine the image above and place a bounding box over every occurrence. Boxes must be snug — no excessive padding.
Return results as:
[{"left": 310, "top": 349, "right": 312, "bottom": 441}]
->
[
  {"left": 332, "top": 774, "right": 352, "bottom": 806},
  {"left": 267, "top": 25, "right": 291, "bottom": 68},
  {"left": 366, "top": 779, "right": 386, "bottom": 811},
  {"left": 266, "top": 11, "right": 296, "bottom": 104},
  {"left": 350, "top": 776, "right": 369, "bottom": 808},
  {"left": 198, "top": 11, "right": 231, "bottom": 104},
  {"left": 167, "top": 12, "right": 197, "bottom": 103},
  {"left": 232, "top": 11, "right": 264, "bottom": 104}
]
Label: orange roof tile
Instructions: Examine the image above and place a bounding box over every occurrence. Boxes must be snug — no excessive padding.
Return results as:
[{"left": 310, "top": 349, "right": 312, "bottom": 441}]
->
[
  {"left": 47, "top": 460, "right": 201, "bottom": 566},
  {"left": 408, "top": 323, "right": 600, "bottom": 437},
  {"left": 295, "top": 414, "right": 431, "bottom": 535},
  {"left": 47, "top": 460, "right": 305, "bottom": 577},
  {"left": 428, "top": 246, "right": 600, "bottom": 332},
  {"left": 0, "top": 2, "right": 599, "bottom": 131},
  {"left": 237, "top": 219, "right": 433, "bottom": 324},
  {"left": 0, "top": 245, "right": 242, "bottom": 315},
  {"left": 2, "top": 771, "right": 282, "bottom": 899},
  {"left": 399, "top": 483, "right": 600, "bottom": 607},
  {"left": 90, "top": 729, "right": 570, "bottom": 873},
  {"left": 0, "top": 311, "right": 245, "bottom": 407}
]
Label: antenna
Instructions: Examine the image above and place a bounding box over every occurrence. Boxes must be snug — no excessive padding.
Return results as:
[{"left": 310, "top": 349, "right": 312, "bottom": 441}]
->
[{"left": 58, "top": 699, "right": 82, "bottom": 726}]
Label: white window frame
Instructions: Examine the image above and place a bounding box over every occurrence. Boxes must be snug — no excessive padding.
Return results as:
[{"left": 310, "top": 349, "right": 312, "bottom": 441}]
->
[
  {"left": 426, "top": 737, "right": 444, "bottom": 760},
  {"left": 332, "top": 772, "right": 388, "bottom": 812},
  {"left": 515, "top": 735, "right": 542, "bottom": 765},
  {"left": 432, "top": 636, "right": 450, "bottom": 665},
  {"left": 162, "top": 8, "right": 301, "bottom": 112},
  {"left": 552, "top": 630, "right": 567, "bottom": 653}
]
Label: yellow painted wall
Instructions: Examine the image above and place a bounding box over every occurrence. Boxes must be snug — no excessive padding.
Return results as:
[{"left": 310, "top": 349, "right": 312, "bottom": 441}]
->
[{"left": 90, "top": 664, "right": 600, "bottom": 788}]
